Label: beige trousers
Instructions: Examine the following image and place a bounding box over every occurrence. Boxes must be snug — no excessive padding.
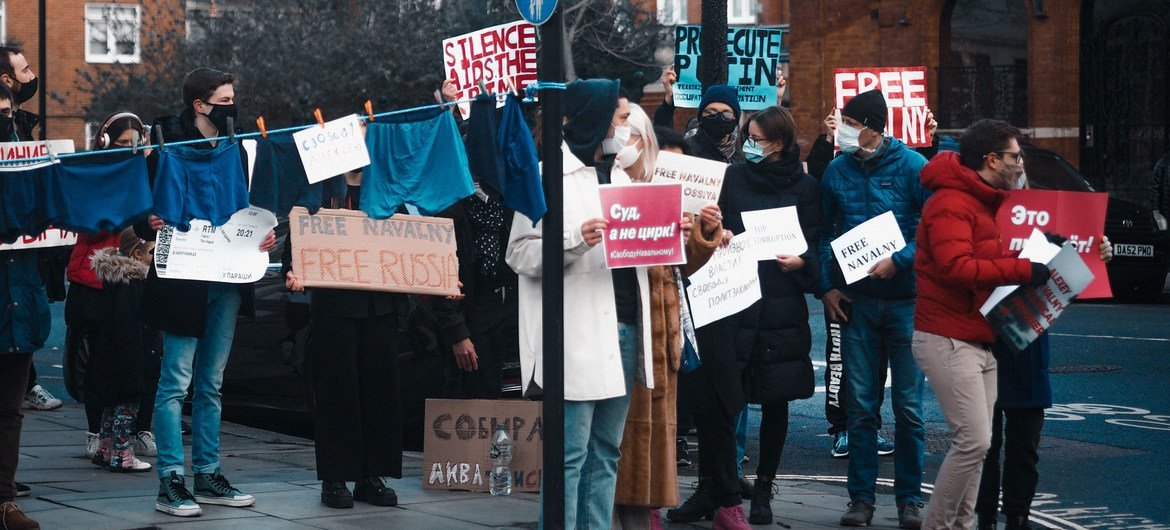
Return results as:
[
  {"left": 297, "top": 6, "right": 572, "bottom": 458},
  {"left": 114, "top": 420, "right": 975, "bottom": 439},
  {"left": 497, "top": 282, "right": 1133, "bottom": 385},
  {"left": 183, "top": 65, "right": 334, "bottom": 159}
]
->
[{"left": 912, "top": 331, "right": 997, "bottom": 530}]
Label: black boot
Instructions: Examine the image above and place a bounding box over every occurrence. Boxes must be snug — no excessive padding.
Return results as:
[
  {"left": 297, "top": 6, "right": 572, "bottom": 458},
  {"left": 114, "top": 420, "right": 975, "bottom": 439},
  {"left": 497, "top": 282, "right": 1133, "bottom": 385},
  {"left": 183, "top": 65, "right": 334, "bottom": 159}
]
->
[
  {"left": 1005, "top": 514, "right": 1031, "bottom": 530},
  {"left": 748, "top": 476, "right": 774, "bottom": 525},
  {"left": 666, "top": 478, "right": 716, "bottom": 522},
  {"left": 353, "top": 476, "right": 397, "bottom": 506},
  {"left": 977, "top": 513, "right": 999, "bottom": 530},
  {"left": 320, "top": 481, "right": 353, "bottom": 509}
]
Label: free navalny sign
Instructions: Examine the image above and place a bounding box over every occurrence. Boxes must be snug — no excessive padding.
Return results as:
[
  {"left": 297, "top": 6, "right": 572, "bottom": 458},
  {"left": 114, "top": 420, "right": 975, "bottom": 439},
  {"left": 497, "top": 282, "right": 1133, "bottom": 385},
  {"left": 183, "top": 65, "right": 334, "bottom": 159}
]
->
[
  {"left": 829, "top": 211, "right": 906, "bottom": 285},
  {"left": 833, "top": 67, "right": 932, "bottom": 148}
]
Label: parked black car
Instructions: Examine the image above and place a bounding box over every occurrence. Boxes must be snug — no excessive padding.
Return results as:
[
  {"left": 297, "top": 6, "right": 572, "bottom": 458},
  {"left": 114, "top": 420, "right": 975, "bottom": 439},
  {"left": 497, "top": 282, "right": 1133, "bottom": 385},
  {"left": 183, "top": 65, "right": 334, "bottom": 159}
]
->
[{"left": 1021, "top": 144, "right": 1170, "bottom": 302}]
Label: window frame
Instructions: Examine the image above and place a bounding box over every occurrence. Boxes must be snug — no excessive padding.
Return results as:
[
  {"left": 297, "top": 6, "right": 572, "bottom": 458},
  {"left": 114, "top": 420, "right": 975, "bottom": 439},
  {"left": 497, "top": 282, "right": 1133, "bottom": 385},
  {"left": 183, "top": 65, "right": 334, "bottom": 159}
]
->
[{"left": 84, "top": 3, "right": 142, "bottom": 64}]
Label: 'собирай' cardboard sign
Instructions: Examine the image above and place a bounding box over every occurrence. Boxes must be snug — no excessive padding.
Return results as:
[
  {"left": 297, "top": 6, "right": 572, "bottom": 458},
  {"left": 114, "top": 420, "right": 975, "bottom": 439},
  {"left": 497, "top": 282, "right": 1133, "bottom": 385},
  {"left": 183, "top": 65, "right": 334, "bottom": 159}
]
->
[{"left": 423, "top": 399, "right": 542, "bottom": 492}]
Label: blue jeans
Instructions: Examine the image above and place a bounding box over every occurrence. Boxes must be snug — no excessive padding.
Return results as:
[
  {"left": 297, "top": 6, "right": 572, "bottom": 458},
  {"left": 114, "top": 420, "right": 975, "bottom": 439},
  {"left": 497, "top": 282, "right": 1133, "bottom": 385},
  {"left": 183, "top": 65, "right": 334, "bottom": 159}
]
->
[
  {"left": 735, "top": 407, "right": 748, "bottom": 476},
  {"left": 154, "top": 284, "right": 241, "bottom": 479},
  {"left": 843, "top": 296, "right": 924, "bottom": 504},
  {"left": 563, "top": 323, "right": 636, "bottom": 530}
]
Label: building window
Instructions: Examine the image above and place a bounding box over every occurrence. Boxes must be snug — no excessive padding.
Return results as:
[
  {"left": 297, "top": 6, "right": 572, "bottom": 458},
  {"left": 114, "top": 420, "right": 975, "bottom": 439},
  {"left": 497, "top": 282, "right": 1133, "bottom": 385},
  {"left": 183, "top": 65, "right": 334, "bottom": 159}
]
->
[
  {"left": 728, "top": 0, "right": 757, "bottom": 25},
  {"left": 658, "top": 0, "right": 687, "bottom": 24},
  {"left": 85, "top": 3, "right": 141, "bottom": 64}
]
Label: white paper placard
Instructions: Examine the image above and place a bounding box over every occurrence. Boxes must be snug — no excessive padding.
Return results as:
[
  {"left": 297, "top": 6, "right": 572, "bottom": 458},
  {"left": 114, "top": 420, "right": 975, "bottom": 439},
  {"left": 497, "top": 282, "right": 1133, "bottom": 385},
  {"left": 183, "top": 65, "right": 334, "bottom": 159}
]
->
[
  {"left": 292, "top": 114, "right": 370, "bottom": 184},
  {"left": 0, "top": 229, "right": 78, "bottom": 250},
  {"left": 687, "top": 233, "right": 762, "bottom": 328},
  {"left": 154, "top": 206, "right": 278, "bottom": 283},
  {"left": 740, "top": 206, "right": 807, "bottom": 261},
  {"left": 650, "top": 151, "right": 728, "bottom": 213},
  {"left": 829, "top": 211, "right": 906, "bottom": 285}
]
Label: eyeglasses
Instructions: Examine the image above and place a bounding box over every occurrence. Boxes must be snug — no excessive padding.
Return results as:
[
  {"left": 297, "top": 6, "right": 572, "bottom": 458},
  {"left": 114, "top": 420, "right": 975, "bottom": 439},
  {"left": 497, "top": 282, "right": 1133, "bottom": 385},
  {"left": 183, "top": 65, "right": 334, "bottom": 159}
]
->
[
  {"left": 994, "top": 150, "right": 1025, "bottom": 164},
  {"left": 702, "top": 109, "right": 736, "bottom": 121}
]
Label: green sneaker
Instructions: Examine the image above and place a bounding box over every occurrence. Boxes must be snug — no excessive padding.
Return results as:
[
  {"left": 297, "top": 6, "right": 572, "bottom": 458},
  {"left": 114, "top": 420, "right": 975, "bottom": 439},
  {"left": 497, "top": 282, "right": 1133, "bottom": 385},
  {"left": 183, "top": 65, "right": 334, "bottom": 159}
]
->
[
  {"left": 194, "top": 471, "right": 255, "bottom": 507},
  {"left": 156, "top": 471, "right": 202, "bottom": 517}
]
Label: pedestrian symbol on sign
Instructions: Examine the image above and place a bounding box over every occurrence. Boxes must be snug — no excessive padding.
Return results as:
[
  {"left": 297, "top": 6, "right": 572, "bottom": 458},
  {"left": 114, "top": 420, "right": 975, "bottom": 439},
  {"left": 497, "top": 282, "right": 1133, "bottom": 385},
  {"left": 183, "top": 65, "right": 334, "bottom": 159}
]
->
[{"left": 515, "top": 0, "right": 557, "bottom": 25}]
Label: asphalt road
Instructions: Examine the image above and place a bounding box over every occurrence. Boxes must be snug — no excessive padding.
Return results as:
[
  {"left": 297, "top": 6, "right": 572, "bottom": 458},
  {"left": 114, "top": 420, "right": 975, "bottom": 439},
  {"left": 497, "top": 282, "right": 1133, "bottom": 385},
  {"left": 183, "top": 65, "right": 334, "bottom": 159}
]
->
[{"left": 29, "top": 278, "right": 1170, "bottom": 528}]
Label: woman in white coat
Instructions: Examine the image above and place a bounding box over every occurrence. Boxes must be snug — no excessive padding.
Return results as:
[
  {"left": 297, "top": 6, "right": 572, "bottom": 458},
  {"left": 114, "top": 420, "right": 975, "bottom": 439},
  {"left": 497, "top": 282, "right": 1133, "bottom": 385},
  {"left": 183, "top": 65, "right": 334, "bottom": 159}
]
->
[{"left": 507, "top": 79, "right": 687, "bottom": 529}]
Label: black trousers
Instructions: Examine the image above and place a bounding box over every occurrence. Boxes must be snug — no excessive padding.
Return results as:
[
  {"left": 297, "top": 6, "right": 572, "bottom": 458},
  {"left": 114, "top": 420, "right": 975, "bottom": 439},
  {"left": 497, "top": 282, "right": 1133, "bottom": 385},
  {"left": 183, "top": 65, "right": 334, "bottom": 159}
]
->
[
  {"left": 1, "top": 352, "right": 33, "bottom": 502},
  {"left": 309, "top": 312, "right": 403, "bottom": 482},
  {"left": 975, "top": 406, "right": 1045, "bottom": 518},
  {"left": 694, "top": 408, "right": 740, "bottom": 507},
  {"left": 755, "top": 401, "right": 790, "bottom": 480},
  {"left": 442, "top": 285, "right": 516, "bottom": 399},
  {"left": 824, "top": 311, "right": 887, "bottom": 435}
]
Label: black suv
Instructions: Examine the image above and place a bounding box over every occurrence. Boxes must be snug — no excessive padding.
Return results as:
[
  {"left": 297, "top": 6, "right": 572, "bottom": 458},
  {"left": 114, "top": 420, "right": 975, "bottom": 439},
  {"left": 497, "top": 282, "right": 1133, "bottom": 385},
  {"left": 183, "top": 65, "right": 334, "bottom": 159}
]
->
[{"left": 1021, "top": 145, "right": 1170, "bottom": 302}]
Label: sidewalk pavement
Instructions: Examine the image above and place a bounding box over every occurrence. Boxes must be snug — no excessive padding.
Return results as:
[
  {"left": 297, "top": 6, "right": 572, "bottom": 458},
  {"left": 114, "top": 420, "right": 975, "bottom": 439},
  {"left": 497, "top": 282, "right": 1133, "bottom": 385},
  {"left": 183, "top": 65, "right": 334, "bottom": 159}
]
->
[{"left": 16, "top": 404, "right": 898, "bottom": 529}]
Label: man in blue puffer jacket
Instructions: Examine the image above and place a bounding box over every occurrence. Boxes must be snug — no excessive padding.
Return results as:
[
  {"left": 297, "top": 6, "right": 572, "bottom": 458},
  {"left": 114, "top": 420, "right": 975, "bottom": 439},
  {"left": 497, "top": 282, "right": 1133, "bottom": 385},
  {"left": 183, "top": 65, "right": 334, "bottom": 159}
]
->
[{"left": 817, "top": 89, "right": 932, "bottom": 529}]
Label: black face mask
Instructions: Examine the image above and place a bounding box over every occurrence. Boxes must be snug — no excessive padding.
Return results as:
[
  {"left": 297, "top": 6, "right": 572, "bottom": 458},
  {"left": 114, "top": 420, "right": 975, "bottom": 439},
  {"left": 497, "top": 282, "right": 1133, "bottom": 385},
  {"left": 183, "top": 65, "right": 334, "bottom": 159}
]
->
[
  {"left": 14, "top": 77, "right": 37, "bottom": 104},
  {"left": 202, "top": 101, "right": 238, "bottom": 133},
  {"left": 0, "top": 115, "right": 14, "bottom": 141},
  {"left": 700, "top": 113, "right": 738, "bottom": 140}
]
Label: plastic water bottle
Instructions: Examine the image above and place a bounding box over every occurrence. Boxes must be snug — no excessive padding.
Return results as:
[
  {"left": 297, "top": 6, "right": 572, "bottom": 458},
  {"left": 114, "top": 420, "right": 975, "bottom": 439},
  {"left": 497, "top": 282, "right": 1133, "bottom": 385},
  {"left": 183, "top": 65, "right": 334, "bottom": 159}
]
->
[{"left": 488, "top": 424, "right": 513, "bottom": 496}]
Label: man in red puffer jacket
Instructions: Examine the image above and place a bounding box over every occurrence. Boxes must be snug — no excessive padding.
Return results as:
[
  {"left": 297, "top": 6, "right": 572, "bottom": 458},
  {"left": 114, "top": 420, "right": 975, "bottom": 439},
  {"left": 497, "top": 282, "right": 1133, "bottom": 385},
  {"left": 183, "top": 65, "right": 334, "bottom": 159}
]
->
[{"left": 912, "top": 119, "right": 1049, "bottom": 530}]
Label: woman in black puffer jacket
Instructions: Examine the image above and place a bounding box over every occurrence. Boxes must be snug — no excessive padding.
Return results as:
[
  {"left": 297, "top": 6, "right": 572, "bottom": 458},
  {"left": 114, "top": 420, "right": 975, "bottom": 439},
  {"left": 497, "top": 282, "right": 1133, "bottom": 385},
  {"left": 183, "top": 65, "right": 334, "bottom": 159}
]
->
[{"left": 673, "top": 106, "right": 821, "bottom": 526}]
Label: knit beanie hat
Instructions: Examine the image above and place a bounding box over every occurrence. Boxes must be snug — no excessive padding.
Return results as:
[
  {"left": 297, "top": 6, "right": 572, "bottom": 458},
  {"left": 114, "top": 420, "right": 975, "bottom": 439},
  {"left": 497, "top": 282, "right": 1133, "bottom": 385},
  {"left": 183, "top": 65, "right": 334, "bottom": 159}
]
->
[
  {"left": 563, "top": 79, "right": 620, "bottom": 166},
  {"left": 698, "top": 84, "right": 741, "bottom": 118},
  {"left": 842, "top": 89, "right": 888, "bottom": 132}
]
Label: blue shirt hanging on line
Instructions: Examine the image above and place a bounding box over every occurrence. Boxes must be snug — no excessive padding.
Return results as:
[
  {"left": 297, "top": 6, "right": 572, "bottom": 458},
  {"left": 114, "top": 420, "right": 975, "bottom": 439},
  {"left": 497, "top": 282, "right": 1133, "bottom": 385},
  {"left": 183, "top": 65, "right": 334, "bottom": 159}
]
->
[
  {"left": 497, "top": 93, "right": 545, "bottom": 226},
  {"left": 361, "top": 108, "right": 474, "bottom": 219},
  {"left": 152, "top": 141, "right": 250, "bottom": 232}
]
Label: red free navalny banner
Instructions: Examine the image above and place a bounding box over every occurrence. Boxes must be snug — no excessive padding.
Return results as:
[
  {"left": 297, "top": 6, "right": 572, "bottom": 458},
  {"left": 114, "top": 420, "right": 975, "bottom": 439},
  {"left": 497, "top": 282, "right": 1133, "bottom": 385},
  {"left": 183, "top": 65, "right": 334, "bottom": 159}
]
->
[
  {"left": 833, "top": 66, "right": 932, "bottom": 148},
  {"left": 996, "top": 189, "right": 1112, "bottom": 299},
  {"left": 598, "top": 183, "right": 686, "bottom": 269}
]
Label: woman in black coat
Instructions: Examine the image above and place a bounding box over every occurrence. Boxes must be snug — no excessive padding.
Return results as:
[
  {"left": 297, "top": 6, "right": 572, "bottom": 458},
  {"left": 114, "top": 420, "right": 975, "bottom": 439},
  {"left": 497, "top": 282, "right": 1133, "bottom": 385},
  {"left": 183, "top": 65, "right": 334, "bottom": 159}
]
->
[{"left": 670, "top": 106, "right": 821, "bottom": 526}]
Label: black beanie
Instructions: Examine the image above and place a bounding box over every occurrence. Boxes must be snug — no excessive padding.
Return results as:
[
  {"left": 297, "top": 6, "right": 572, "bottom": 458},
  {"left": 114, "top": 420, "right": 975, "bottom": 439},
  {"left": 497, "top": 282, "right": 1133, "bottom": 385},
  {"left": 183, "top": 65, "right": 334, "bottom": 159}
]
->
[{"left": 842, "top": 89, "right": 888, "bottom": 132}]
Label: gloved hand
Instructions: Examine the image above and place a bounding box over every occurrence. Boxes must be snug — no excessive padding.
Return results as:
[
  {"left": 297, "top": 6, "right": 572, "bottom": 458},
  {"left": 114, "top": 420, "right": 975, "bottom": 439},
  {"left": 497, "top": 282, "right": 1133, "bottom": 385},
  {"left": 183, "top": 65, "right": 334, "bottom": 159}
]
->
[
  {"left": 1043, "top": 231, "right": 1068, "bottom": 246},
  {"left": 1028, "top": 262, "right": 1051, "bottom": 287}
]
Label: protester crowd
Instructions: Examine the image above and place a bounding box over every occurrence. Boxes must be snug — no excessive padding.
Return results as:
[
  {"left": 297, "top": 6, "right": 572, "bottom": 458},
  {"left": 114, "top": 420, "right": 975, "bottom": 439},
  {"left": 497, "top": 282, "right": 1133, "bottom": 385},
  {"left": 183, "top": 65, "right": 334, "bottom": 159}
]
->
[{"left": 0, "top": 38, "right": 1128, "bottom": 530}]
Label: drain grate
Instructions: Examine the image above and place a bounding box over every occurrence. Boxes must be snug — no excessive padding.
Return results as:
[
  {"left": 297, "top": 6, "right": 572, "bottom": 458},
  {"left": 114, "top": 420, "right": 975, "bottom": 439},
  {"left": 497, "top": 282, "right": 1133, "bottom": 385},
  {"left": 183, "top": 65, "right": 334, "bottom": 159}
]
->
[{"left": 1050, "top": 364, "right": 1121, "bottom": 374}]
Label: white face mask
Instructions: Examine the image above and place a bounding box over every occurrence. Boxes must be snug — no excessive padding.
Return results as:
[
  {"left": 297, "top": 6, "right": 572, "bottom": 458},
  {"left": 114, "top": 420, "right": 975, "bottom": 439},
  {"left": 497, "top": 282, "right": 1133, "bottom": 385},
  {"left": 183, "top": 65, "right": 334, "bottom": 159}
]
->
[
  {"left": 616, "top": 145, "right": 642, "bottom": 169},
  {"left": 603, "top": 124, "right": 632, "bottom": 155},
  {"left": 837, "top": 123, "right": 863, "bottom": 154},
  {"left": 1015, "top": 171, "right": 1028, "bottom": 190}
]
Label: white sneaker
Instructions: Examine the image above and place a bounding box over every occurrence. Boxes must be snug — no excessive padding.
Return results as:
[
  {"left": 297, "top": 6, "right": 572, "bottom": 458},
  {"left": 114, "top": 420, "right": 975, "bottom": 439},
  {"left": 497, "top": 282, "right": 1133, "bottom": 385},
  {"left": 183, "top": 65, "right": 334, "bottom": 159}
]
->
[
  {"left": 23, "top": 385, "right": 63, "bottom": 410},
  {"left": 85, "top": 432, "right": 99, "bottom": 459},
  {"left": 135, "top": 431, "right": 158, "bottom": 457}
]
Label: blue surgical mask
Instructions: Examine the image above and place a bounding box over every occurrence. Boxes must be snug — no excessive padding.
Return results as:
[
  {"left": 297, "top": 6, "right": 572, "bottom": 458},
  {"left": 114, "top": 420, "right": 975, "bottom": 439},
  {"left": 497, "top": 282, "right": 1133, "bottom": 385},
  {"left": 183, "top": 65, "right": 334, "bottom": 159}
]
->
[{"left": 743, "top": 138, "right": 769, "bottom": 163}]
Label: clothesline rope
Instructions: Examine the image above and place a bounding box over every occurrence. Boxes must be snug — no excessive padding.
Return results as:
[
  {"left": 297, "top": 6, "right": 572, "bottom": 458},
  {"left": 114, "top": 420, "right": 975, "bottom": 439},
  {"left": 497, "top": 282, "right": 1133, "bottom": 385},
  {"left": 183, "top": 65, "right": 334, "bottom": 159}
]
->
[{"left": 0, "top": 82, "right": 568, "bottom": 167}]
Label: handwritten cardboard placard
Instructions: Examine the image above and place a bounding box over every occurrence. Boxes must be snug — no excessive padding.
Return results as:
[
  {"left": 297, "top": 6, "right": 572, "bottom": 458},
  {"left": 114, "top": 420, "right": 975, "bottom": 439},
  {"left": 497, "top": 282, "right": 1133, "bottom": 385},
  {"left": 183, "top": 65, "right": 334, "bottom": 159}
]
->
[
  {"left": 996, "top": 189, "right": 1110, "bottom": 299},
  {"left": 442, "top": 21, "right": 538, "bottom": 119},
  {"left": 674, "top": 25, "right": 788, "bottom": 110},
  {"left": 0, "top": 228, "right": 78, "bottom": 250},
  {"left": 740, "top": 206, "right": 807, "bottom": 261},
  {"left": 423, "top": 399, "right": 542, "bottom": 492},
  {"left": 981, "top": 230, "right": 1094, "bottom": 352},
  {"left": 829, "top": 211, "right": 906, "bottom": 285},
  {"left": 651, "top": 151, "right": 728, "bottom": 213},
  {"left": 154, "top": 207, "right": 277, "bottom": 283},
  {"left": 288, "top": 207, "right": 459, "bottom": 296},
  {"left": 292, "top": 114, "right": 370, "bottom": 184},
  {"left": 598, "top": 183, "right": 686, "bottom": 269},
  {"left": 833, "top": 67, "right": 931, "bottom": 147},
  {"left": 687, "top": 232, "right": 762, "bottom": 328}
]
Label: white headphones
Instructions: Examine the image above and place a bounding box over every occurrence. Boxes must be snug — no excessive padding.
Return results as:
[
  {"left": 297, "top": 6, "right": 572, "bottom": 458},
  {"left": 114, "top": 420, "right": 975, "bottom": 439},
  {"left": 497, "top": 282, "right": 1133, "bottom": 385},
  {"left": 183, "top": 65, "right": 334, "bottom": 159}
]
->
[{"left": 96, "top": 111, "right": 145, "bottom": 149}]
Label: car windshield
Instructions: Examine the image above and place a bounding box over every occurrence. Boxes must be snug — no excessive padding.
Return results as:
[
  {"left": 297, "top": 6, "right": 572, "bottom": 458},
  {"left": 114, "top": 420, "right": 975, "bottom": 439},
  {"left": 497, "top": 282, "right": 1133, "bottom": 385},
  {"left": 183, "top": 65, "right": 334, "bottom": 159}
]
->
[{"left": 1023, "top": 148, "right": 1095, "bottom": 192}]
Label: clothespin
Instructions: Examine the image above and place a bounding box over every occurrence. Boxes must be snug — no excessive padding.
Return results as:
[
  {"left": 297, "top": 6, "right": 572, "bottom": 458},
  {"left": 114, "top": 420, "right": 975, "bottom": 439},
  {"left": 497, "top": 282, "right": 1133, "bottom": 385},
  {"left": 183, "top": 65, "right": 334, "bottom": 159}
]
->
[
  {"left": 507, "top": 76, "right": 521, "bottom": 97},
  {"left": 364, "top": 100, "right": 375, "bottom": 122},
  {"left": 477, "top": 79, "right": 488, "bottom": 96},
  {"left": 131, "top": 129, "right": 140, "bottom": 154},
  {"left": 45, "top": 143, "right": 58, "bottom": 162},
  {"left": 155, "top": 126, "right": 166, "bottom": 151},
  {"left": 314, "top": 108, "right": 325, "bottom": 128},
  {"left": 225, "top": 116, "right": 236, "bottom": 143},
  {"left": 256, "top": 116, "right": 268, "bottom": 138}
]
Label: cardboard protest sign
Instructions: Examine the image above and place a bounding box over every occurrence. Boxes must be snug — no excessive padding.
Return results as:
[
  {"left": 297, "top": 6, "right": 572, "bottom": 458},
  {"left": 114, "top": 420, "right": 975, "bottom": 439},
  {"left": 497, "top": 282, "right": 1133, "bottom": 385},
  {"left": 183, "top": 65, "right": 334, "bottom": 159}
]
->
[
  {"left": 598, "top": 183, "right": 686, "bottom": 269},
  {"left": 423, "top": 399, "right": 542, "bottom": 492},
  {"left": 829, "top": 211, "right": 907, "bottom": 285},
  {"left": 833, "top": 67, "right": 931, "bottom": 147},
  {"left": 996, "top": 189, "right": 1111, "bottom": 298},
  {"left": 674, "top": 25, "right": 788, "bottom": 110},
  {"left": 0, "top": 140, "right": 76, "bottom": 165},
  {"left": 292, "top": 114, "right": 370, "bottom": 184},
  {"left": 289, "top": 207, "right": 460, "bottom": 296},
  {"left": 687, "top": 232, "right": 761, "bottom": 328},
  {"left": 442, "top": 21, "right": 538, "bottom": 119},
  {"left": 0, "top": 228, "right": 78, "bottom": 250},
  {"left": 740, "top": 206, "right": 807, "bottom": 261},
  {"left": 651, "top": 151, "right": 727, "bottom": 214},
  {"left": 981, "top": 229, "right": 1094, "bottom": 352},
  {"left": 155, "top": 207, "right": 277, "bottom": 283}
]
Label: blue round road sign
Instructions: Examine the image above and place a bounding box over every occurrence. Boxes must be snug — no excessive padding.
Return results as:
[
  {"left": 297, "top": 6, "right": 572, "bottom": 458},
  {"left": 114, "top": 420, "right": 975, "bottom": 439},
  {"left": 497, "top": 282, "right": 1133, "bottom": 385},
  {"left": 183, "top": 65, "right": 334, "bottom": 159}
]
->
[{"left": 515, "top": 0, "right": 558, "bottom": 25}]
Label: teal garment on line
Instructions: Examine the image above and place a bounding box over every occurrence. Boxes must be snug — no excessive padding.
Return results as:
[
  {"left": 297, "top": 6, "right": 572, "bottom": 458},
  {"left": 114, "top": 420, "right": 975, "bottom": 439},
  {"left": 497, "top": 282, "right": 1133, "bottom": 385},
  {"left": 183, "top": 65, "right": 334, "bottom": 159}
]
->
[{"left": 361, "top": 109, "right": 474, "bottom": 218}]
